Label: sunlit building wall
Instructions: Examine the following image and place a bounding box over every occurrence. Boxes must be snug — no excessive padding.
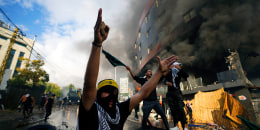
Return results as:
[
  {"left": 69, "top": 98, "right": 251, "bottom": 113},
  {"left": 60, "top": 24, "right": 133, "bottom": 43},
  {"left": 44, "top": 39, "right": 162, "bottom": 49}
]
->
[{"left": 0, "top": 21, "right": 35, "bottom": 90}]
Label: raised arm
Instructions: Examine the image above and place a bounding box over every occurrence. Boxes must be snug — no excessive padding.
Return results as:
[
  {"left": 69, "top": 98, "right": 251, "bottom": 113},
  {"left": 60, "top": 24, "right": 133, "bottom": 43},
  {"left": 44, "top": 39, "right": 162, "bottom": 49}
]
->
[
  {"left": 125, "top": 66, "right": 135, "bottom": 78},
  {"left": 82, "top": 8, "right": 110, "bottom": 111},
  {"left": 129, "top": 55, "right": 178, "bottom": 111}
]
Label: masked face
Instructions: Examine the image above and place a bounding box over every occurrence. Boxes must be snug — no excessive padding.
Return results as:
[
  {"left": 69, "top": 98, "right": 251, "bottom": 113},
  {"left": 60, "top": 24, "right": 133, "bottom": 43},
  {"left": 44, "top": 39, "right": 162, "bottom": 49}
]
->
[{"left": 97, "top": 86, "right": 118, "bottom": 114}]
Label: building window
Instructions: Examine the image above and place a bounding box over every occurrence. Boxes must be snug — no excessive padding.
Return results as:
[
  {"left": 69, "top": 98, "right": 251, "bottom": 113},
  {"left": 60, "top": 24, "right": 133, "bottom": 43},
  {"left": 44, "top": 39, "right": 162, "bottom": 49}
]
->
[
  {"left": 15, "top": 41, "right": 27, "bottom": 47},
  {"left": 183, "top": 14, "right": 190, "bottom": 23},
  {"left": 0, "top": 35, "right": 7, "bottom": 40},
  {"left": 138, "top": 32, "right": 141, "bottom": 38},
  {"left": 145, "top": 16, "right": 148, "bottom": 23},
  {"left": 139, "top": 57, "right": 142, "bottom": 65},
  {"left": 134, "top": 42, "right": 137, "bottom": 49},
  {"left": 139, "top": 44, "right": 141, "bottom": 52},
  {"left": 6, "top": 49, "right": 16, "bottom": 69},
  {"left": 13, "top": 52, "right": 25, "bottom": 77},
  {"left": 135, "top": 55, "right": 137, "bottom": 60},
  {"left": 190, "top": 10, "right": 196, "bottom": 19},
  {"left": 183, "top": 9, "right": 197, "bottom": 23},
  {"left": 147, "top": 28, "right": 151, "bottom": 38},
  {"left": 147, "top": 48, "right": 150, "bottom": 54},
  {"left": 156, "top": 0, "right": 159, "bottom": 8}
]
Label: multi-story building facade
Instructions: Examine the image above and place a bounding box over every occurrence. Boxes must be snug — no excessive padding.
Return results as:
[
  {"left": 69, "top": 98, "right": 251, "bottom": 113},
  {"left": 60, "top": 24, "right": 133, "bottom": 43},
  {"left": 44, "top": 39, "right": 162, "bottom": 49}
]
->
[
  {"left": 133, "top": 0, "right": 259, "bottom": 86},
  {"left": 0, "top": 20, "right": 35, "bottom": 90},
  {"left": 132, "top": 0, "right": 259, "bottom": 124},
  {"left": 133, "top": 0, "right": 204, "bottom": 76}
]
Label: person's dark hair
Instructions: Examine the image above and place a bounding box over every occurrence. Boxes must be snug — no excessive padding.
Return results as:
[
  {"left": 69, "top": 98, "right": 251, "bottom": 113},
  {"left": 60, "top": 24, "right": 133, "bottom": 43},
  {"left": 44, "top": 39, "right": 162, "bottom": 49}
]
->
[{"left": 144, "top": 69, "right": 151, "bottom": 73}]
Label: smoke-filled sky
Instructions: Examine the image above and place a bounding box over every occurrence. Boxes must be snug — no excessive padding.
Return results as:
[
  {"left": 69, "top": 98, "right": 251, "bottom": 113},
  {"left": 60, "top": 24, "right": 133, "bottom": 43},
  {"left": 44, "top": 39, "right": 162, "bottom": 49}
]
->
[
  {"left": 156, "top": 0, "right": 260, "bottom": 85},
  {"left": 1, "top": 0, "right": 259, "bottom": 87},
  {"left": 0, "top": 0, "right": 149, "bottom": 88}
]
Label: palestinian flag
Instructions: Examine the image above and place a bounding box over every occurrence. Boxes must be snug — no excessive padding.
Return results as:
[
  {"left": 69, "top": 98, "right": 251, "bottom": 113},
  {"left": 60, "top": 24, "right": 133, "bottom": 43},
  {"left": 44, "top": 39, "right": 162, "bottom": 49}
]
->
[{"left": 102, "top": 49, "right": 126, "bottom": 67}]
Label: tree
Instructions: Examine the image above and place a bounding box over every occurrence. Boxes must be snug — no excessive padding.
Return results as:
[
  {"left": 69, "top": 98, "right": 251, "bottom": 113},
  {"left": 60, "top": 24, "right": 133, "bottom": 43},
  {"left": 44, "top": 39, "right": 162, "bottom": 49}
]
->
[
  {"left": 45, "top": 83, "right": 61, "bottom": 97},
  {"left": 16, "top": 58, "right": 49, "bottom": 86},
  {"left": 4, "top": 58, "right": 49, "bottom": 109}
]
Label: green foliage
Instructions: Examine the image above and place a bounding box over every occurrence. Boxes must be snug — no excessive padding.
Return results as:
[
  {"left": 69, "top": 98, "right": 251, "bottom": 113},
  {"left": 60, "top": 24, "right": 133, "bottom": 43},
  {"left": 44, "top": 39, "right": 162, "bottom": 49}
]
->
[
  {"left": 3, "top": 58, "right": 49, "bottom": 109},
  {"left": 7, "top": 77, "right": 27, "bottom": 89},
  {"left": 45, "top": 83, "right": 61, "bottom": 97},
  {"left": 15, "top": 58, "right": 49, "bottom": 86}
]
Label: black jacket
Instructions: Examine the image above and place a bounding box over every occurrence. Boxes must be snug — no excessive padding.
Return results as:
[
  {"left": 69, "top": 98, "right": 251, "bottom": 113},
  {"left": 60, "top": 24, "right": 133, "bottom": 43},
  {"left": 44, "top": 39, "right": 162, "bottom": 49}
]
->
[{"left": 164, "top": 69, "right": 189, "bottom": 92}]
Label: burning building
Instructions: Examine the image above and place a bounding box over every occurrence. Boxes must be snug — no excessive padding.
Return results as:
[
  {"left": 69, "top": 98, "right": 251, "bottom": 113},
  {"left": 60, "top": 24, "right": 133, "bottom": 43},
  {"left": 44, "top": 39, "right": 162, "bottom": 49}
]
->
[
  {"left": 131, "top": 0, "right": 260, "bottom": 125},
  {"left": 132, "top": 0, "right": 259, "bottom": 86}
]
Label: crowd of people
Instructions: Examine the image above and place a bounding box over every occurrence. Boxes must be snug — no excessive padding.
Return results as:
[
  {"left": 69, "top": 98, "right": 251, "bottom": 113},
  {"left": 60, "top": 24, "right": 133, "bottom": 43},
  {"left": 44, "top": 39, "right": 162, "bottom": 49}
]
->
[
  {"left": 18, "top": 93, "right": 55, "bottom": 122},
  {"left": 77, "top": 8, "right": 194, "bottom": 130},
  {"left": 15, "top": 8, "right": 193, "bottom": 130},
  {"left": 17, "top": 92, "right": 81, "bottom": 122}
]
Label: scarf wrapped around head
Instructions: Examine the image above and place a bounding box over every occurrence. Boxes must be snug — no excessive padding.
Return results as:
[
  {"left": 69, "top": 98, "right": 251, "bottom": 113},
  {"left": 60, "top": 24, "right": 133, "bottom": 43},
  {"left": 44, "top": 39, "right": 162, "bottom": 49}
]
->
[
  {"left": 95, "top": 102, "right": 120, "bottom": 130},
  {"left": 96, "top": 79, "right": 120, "bottom": 130},
  {"left": 96, "top": 79, "right": 119, "bottom": 112},
  {"left": 171, "top": 67, "right": 179, "bottom": 88}
]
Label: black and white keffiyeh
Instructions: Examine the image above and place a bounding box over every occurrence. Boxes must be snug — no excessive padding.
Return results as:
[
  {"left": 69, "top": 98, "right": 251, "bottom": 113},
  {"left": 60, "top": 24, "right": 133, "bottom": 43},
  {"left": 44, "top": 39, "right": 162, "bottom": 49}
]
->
[
  {"left": 95, "top": 102, "right": 120, "bottom": 130},
  {"left": 171, "top": 67, "right": 179, "bottom": 88}
]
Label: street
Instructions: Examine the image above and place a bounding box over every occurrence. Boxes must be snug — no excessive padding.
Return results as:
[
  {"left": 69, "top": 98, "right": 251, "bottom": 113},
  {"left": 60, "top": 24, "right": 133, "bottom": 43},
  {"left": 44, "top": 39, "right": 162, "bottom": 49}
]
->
[
  {"left": 0, "top": 104, "right": 250, "bottom": 130},
  {"left": 0, "top": 105, "right": 145, "bottom": 130}
]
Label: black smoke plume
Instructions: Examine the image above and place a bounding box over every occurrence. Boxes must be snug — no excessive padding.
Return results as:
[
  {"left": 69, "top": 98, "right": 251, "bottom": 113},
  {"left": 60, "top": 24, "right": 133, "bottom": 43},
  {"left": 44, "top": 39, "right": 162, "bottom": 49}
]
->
[{"left": 154, "top": 0, "right": 260, "bottom": 85}]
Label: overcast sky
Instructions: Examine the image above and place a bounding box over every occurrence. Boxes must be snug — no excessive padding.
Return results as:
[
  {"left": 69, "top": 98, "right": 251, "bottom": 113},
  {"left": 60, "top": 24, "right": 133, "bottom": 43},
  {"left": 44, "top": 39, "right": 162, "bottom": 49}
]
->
[{"left": 0, "top": 0, "right": 149, "bottom": 88}]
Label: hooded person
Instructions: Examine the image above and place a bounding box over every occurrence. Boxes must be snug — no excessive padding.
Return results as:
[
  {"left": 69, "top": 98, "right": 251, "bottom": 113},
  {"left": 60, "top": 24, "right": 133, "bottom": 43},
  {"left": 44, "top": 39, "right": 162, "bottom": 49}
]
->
[
  {"left": 78, "top": 79, "right": 131, "bottom": 130},
  {"left": 96, "top": 79, "right": 119, "bottom": 111},
  {"left": 164, "top": 62, "right": 189, "bottom": 130},
  {"left": 77, "top": 8, "right": 178, "bottom": 130},
  {"left": 171, "top": 62, "right": 181, "bottom": 88},
  {"left": 96, "top": 79, "right": 120, "bottom": 128}
]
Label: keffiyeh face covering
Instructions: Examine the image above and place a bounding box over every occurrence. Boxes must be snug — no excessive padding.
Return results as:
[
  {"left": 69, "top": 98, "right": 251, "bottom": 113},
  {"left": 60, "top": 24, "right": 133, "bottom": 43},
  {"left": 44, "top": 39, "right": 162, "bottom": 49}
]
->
[
  {"left": 171, "top": 67, "right": 179, "bottom": 88},
  {"left": 95, "top": 102, "right": 120, "bottom": 130}
]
